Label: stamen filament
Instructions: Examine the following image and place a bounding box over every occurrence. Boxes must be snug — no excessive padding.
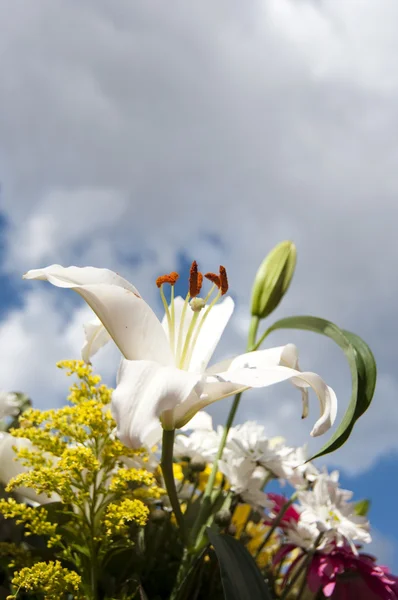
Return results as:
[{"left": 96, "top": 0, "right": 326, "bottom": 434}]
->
[
  {"left": 202, "top": 284, "right": 217, "bottom": 305},
  {"left": 179, "top": 284, "right": 217, "bottom": 370},
  {"left": 179, "top": 311, "right": 200, "bottom": 369},
  {"left": 159, "top": 285, "right": 173, "bottom": 354},
  {"left": 170, "top": 284, "right": 176, "bottom": 354},
  {"left": 183, "top": 289, "right": 221, "bottom": 369},
  {"left": 176, "top": 292, "right": 190, "bottom": 364},
  {"left": 177, "top": 286, "right": 216, "bottom": 369}
]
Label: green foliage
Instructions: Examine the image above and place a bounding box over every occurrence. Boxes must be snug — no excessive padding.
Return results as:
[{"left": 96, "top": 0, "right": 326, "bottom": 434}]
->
[
  {"left": 263, "top": 316, "right": 377, "bottom": 459},
  {"left": 207, "top": 530, "right": 273, "bottom": 600}
]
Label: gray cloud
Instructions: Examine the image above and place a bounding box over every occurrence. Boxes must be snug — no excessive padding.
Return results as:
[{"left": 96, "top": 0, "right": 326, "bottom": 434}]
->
[{"left": 0, "top": 0, "right": 397, "bottom": 474}]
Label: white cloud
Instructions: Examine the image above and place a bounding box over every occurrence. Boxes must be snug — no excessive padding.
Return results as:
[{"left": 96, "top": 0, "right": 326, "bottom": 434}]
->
[{"left": 0, "top": 0, "right": 397, "bottom": 476}]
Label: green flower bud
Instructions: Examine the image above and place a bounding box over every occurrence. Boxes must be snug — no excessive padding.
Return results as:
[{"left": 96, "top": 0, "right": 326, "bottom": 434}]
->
[
  {"left": 214, "top": 509, "right": 232, "bottom": 528},
  {"left": 151, "top": 508, "right": 168, "bottom": 523},
  {"left": 250, "top": 510, "right": 262, "bottom": 525},
  {"left": 251, "top": 241, "right": 297, "bottom": 320},
  {"left": 190, "top": 456, "right": 207, "bottom": 472},
  {"left": 354, "top": 499, "right": 371, "bottom": 517}
]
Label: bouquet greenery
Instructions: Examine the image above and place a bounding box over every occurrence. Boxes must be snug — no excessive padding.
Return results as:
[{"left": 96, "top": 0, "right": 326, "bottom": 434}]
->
[{"left": 0, "top": 241, "right": 394, "bottom": 600}]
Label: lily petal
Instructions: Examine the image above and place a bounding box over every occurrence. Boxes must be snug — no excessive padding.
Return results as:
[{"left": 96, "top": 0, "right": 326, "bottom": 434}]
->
[
  {"left": 162, "top": 296, "right": 234, "bottom": 373},
  {"left": 206, "top": 367, "right": 336, "bottom": 437},
  {"left": 112, "top": 360, "right": 202, "bottom": 449},
  {"left": 82, "top": 317, "right": 112, "bottom": 363},
  {"left": 23, "top": 264, "right": 140, "bottom": 293},
  {"left": 206, "top": 345, "right": 293, "bottom": 376},
  {"left": 188, "top": 296, "right": 234, "bottom": 373},
  {"left": 24, "top": 265, "right": 173, "bottom": 365},
  {"left": 208, "top": 344, "right": 337, "bottom": 436}
]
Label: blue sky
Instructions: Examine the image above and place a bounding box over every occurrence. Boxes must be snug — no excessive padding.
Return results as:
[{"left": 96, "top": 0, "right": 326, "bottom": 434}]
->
[{"left": 1, "top": 0, "right": 398, "bottom": 571}]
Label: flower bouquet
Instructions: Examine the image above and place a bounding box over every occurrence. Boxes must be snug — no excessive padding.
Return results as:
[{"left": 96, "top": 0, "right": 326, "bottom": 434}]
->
[{"left": 0, "top": 241, "right": 394, "bottom": 600}]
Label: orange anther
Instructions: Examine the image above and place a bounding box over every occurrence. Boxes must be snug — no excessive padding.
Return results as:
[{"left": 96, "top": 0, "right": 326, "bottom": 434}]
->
[
  {"left": 219, "top": 266, "right": 228, "bottom": 295},
  {"left": 189, "top": 261, "right": 203, "bottom": 297},
  {"left": 197, "top": 272, "right": 203, "bottom": 291},
  {"left": 205, "top": 272, "right": 220, "bottom": 288},
  {"left": 156, "top": 272, "right": 180, "bottom": 288}
]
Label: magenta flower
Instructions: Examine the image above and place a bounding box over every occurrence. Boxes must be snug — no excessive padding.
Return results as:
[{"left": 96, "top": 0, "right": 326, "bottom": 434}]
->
[
  {"left": 265, "top": 493, "right": 300, "bottom": 528},
  {"left": 307, "top": 547, "right": 398, "bottom": 599}
]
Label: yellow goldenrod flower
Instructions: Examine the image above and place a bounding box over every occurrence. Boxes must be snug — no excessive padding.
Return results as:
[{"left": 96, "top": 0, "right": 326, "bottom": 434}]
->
[
  {"left": 0, "top": 360, "right": 164, "bottom": 599},
  {"left": 8, "top": 561, "right": 82, "bottom": 600}
]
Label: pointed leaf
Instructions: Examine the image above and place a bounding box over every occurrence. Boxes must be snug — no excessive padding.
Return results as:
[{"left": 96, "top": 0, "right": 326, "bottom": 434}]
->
[
  {"left": 207, "top": 530, "right": 273, "bottom": 600},
  {"left": 342, "top": 329, "right": 377, "bottom": 420},
  {"left": 264, "top": 316, "right": 376, "bottom": 459}
]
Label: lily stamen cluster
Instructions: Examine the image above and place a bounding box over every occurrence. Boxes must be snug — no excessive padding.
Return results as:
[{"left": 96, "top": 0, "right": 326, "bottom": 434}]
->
[{"left": 156, "top": 260, "right": 228, "bottom": 369}]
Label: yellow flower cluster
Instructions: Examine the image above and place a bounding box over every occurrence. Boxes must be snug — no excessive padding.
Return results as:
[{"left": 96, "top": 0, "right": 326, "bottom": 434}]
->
[
  {"left": 109, "top": 466, "right": 159, "bottom": 493},
  {"left": 0, "top": 360, "right": 164, "bottom": 597},
  {"left": 6, "top": 361, "right": 162, "bottom": 507},
  {"left": 0, "top": 498, "right": 61, "bottom": 546},
  {"left": 104, "top": 498, "right": 150, "bottom": 537},
  {"left": 8, "top": 560, "right": 82, "bottom": 600}
]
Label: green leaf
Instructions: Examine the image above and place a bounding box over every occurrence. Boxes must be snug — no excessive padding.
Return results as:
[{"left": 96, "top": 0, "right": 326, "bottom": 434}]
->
[
  {"left": 42, "top": 502, "right": 74, "bottom": 526},
  {"left": 264, "top": 316, "right": 377, "bottom": 459},
  {"left": 207, "top": 530, "right": 273, "bottom": 600}
]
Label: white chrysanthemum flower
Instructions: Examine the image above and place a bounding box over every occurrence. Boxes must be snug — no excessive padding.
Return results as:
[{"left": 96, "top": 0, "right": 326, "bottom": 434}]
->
[
  {"left": 174, "top": 429, "right": 220, "bottom": 463},
  {"left": 287, "top": 453, "right": 320, "bottom": 489},
  {"left": 294, "top": 471, "right": 371, "bottom": 551},
  {"left": 225, "top": 421, "right": 307, "bottom": 480},
  {"left": 173, "top": 411, "right": 220, "bottom": 463},
  {"left": 218, "top": 457, "right": 272, "bottom": 510}
]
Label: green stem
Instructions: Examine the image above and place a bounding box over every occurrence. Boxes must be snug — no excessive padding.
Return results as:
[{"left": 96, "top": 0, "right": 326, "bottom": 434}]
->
[
  {"left": 280, "top": 533, "right": 323, "bottom": 600},
  {"left": 253, "top": 322, "right": 272, "bottom": 351},
  {"left": 88, "top": 441, "right": 100, "bottom": 600},
  {"left": 190, "top": 315, "right": 261, "bottom": 550},
  {"left": 169, "top": 548, "right": 193, "bottom": 600},
  {"left": 248, "top": 315, "right": 260, "bottom": 351},
  {"left": 295, "top": 565, "right": 311, "bottom": 600},
  {"left": 161, "top": 429, "right": 188, "bottom": 546},
  {"left": 190, "top": 391, "right": 242, "bottom": 549},
  {"left": 254, "top": 494, "right": 297, "bottom": 560}
]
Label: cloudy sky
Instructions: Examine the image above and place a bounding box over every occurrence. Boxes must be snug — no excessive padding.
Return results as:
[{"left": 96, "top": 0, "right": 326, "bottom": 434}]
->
[{"left": 1, "top": 0, "right": 398, "bottom": 568}]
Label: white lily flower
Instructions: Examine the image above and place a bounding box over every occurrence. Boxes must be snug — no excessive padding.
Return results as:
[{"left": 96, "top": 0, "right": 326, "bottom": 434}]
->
[
  {"left": 24, "top": 263, "right": 337, "bottom": 449},
  {"left": 81, "top": 317, "right": 112, "bottom": 364}
]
